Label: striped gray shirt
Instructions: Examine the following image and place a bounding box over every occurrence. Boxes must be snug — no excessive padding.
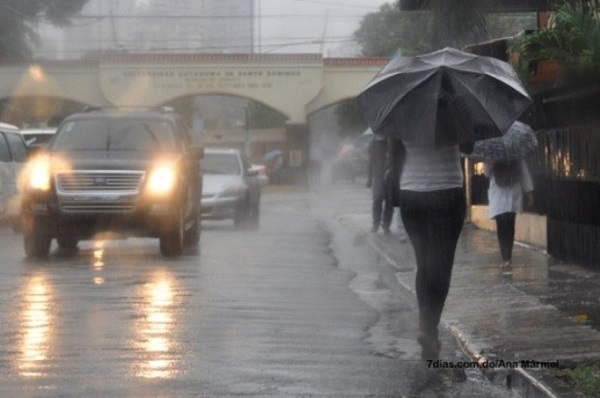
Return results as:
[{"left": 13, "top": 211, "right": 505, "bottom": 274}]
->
[{"left": 400, "top": 142, "right": 464, "bottom": 192}]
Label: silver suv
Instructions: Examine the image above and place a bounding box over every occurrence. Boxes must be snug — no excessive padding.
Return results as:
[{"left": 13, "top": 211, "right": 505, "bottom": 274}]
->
[
  {"left": 20, "top": 107, "right": 203, "bottom": 257},
  {"left": 0, "top": 122, "right": 28, "bottom": 231}
]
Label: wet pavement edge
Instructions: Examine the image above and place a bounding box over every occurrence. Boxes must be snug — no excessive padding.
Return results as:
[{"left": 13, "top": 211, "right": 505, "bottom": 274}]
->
[{"left": 329, "top": 207, "right": 593, "bottom": 398}]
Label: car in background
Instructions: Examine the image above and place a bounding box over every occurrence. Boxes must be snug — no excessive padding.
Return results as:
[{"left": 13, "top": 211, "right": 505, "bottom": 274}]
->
[
  {"left": 20, "top": 128, "right": 56, "bottom": 153},
  {"left": 330, "top": 131, "right": 372, "bottom": 183},
  {"left": 331, "top": 143, "right": 358, "bottom": 183},
  {"left": 0, "top": 122, "right": 28, "bottom": 231},
  {"left": 20, "top": 107, "right": 203, "bottom": 258},
  {"left": 201, "top": 148, "right": 261, "bottom": 228},
  {"left": 250, "top": 163, "right": 269, "bottom": 187}
]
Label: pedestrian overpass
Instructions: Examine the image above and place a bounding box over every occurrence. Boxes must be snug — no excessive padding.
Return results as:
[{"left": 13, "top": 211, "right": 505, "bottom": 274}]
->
[{"left": 0, "top": 53, "right": 388, "bottom": 183}]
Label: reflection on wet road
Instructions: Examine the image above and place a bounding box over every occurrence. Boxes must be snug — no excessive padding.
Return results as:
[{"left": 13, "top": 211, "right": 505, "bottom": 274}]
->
[
  {"left": 134, "top": 271, "right": 178, "bottom": 379},
  {"left": 0, "top": 186, "right": 513, "bottom": 397},
  {"left": 17, "top": 274, "right": 53, "bottom": 378}
]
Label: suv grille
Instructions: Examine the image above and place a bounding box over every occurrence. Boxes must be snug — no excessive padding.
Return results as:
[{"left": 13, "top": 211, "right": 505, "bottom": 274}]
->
[
  {"left": 56, "top": 171, "right": 144, "bottom": 193},
  {"left": 55, "top": 171, "right": 145, "bottom": 213}
]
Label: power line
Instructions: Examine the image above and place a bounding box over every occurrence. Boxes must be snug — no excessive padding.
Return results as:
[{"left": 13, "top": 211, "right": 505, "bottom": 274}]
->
[
  {"left": 291, "top": 0, "right": 380, "bottom": 9},
  {"left": 69, "top": 14, "right": 367, "bottom": 19},
  {"left": 32, "top": 37, "right": 360, "bottom": 56}
]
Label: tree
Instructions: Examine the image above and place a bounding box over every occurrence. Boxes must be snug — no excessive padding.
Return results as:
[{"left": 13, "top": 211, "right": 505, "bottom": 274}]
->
[
  {"left": 334, "top": 99, "right": 368, "bottom": 138},
  {"left": 353, "top": 3, "right": 433, "bottom": 57},
  {"left": 0, "top": 0, "right": 89, "bottom": 60},
  {"left": 354, "top": 0, "right": 492, "bottom": 57},
  {"left": 418, "top": 0, "right": 492, "bottom": 49},
  {"left": 355, "top": 0, "right": 538, "bottom": 57}
]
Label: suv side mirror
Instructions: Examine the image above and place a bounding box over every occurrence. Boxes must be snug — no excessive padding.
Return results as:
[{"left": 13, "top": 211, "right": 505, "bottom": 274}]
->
[{"left": 189, "top": 146, "right": 204, "bottom": 159}]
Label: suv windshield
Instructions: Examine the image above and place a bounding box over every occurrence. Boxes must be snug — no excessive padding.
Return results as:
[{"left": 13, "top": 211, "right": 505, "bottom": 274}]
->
[
  {"left": 202, "top": 153, "right": 241, "bottom": 175},
  {"left": 52, "top": 119, "right": 177, "bottom": 152}
]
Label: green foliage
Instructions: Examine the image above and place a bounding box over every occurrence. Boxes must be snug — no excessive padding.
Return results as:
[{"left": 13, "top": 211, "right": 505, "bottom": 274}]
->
[
  {"left": 515, "top": 0, "right": 600, "bottom": 82},
  {"left": 556, "top": 363, "right": 600, "bottom": 397},
  {"left": 425, "top": 0, "right": 492, "bottom": 49},
  {"left": 0, "top": 0, "right": 89, "bottom": 59},
  {"left": 354, "top": 0, "right": 534, "bottom": 58},
  {"left": 334, "top": 100, "right": 368, "bottom": 138},
  {"left": 353, "top": 3, "right": 433, "bottom": 57}
]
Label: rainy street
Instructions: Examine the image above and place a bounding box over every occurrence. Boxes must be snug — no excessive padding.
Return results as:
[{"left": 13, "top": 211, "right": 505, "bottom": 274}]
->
[{"left": 0, "top": 183, "right": 512, "bottom": 397}]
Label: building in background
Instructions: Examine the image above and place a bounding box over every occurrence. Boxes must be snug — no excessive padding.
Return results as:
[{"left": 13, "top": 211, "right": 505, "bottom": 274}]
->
[{"left": 33, "top": 0, "right": 254, "bottom": 59}]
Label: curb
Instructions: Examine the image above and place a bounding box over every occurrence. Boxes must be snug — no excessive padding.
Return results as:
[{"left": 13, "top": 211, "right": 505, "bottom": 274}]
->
[{"left": 361, "top": 227, "right": 562, "bottom": 398}]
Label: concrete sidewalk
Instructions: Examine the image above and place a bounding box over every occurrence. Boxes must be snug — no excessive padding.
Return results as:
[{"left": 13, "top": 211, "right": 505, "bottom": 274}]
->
[{"left": 328, "top": 185, "right": 600, "bottom": 398}]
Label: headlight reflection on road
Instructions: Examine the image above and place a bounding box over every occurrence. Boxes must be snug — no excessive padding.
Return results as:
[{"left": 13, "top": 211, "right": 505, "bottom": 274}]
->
[
  {"left": 135, "top": 272, "right": 178, "bottom": 379},
  {"left": 92, "top": 241, "right": 106, "bottom": 285},
  {"left": 17, "top": 275, "right": 53, "bottom": 378}
]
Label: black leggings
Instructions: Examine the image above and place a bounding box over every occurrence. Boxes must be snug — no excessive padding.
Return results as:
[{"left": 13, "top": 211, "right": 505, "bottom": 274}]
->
[
  {"left": 495, "top": 212, "right": 516, "bottom": 262},
  {"left": 400, "top": 188, "right": 466, "bottom": 339}
]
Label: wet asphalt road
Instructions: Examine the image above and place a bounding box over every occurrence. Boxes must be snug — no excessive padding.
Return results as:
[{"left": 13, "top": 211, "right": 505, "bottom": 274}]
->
[{"left": 0, "top": 184, "right": 514, "bottom": 397}]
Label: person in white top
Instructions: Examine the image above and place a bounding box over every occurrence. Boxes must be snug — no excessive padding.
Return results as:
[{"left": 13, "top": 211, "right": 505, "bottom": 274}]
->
[
  {"left": 483, "top": 160, "right": 534, "bottom": 270},
  {"left": 398, "top": 140, "right": 473, "bottom": 361}
]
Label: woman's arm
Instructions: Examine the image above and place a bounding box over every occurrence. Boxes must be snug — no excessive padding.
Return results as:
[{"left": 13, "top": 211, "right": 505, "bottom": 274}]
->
[{"left": 519, "top": 160, "right": 534, "bottom": 193}]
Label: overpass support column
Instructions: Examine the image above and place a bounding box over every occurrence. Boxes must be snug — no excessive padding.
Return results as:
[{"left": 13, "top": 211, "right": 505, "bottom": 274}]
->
[{"left": 285, "top": 123, "right": 309, "bottom": 185}]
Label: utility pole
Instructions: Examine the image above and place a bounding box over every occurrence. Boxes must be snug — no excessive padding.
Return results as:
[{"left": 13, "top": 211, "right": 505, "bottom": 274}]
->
[
  {"left": 109, "top": 10, "right": 119, "bottom": 51},
  {"left": 258, "top": 0, "right": 261, "bottom": 53},
  {"left": 244, "top": 106, "right": 252, "bottom": 159},
  {"left": 253, "top": 0, "right": 262, "bottom": 53},
  {"left": 319, "top": 10, "right": 330, "bottom": 55}
]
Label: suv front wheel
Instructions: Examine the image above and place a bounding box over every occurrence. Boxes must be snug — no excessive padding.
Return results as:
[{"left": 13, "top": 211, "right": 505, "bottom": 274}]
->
[
  {"left": 160, "top": 207, "right": 185, "bottom": 257},
  {"left": 22, "top": 213, "right": 52, "bottom": 258}
]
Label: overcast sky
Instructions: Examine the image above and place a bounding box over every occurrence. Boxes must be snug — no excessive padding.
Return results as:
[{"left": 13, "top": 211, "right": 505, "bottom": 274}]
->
[{"left": 258, "top": 0, "right": 391, "bottom": 54}]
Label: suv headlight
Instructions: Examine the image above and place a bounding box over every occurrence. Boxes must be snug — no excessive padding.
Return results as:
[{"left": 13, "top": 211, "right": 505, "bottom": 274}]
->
[
  {"left": 146, "top": 163, "right": 177, "bottom": 195},
  {"left": 28, "top": 156, "right": 52, "bottom": 191}
]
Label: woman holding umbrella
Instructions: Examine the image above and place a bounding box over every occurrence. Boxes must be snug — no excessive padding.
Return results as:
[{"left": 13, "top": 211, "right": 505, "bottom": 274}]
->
[
  {"left": 483, "top": 160, "right": 534, "bottom": 272},
  {"left": 470, "top": 120, "right": 538, "bottom": 272},
  {"left": 358, "top": 48, "right": 532, "bottom": 361},
  {"left": 398, "top": 136, "right": 474, "bottom": 361}
]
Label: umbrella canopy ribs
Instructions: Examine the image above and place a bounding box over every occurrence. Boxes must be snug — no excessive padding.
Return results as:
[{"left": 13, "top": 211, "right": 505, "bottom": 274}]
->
[{"left": 357, "top": 47, "right": 532, "bottom": 149}]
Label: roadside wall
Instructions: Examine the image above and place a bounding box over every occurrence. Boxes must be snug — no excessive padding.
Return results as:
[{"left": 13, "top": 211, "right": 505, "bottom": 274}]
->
[{"left": 470, "top": 205, "right": 547, "bottom": 250}]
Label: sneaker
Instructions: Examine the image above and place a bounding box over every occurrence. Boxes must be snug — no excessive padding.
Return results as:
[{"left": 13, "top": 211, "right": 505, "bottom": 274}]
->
[
  {"left": 382, "top": 227, "right": 391, "bottom": 235},
  {"left": 370, "top": 225, "right": 379, "bottom": 233},
  {"left": 500, "top": 260, "right": 513, "bottom": 276}
]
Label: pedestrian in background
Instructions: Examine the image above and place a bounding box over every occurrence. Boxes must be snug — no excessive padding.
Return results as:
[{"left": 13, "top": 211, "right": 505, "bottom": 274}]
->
[
  {"left": 385, "top": 138, "right": 407, "bottom": 241},
  {"left": 483, "top": 160, "right": 534, "bottom": 272},
  {"left": 399, "top": 139, "right": 474, "bottom": 361},
  {"left": 366, "top": 134, "right": 394, "bottom": 234}
]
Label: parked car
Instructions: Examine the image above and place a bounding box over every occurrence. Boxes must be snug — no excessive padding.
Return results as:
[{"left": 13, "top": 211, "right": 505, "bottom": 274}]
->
[
  {"left": 330, "top": 132, "right": 372, "bottom": 183},
  {"left": 201, "top": 148, "right": 261, "bottom": 228},
  {"left": 20, "top": 128, "right": 57, "bottom": 153},
  {"left": 331, "top": 143, "right": 358, "bottom": 183},
  {"left": 250, "top": 163, "right": 270, "bottom": 187},
  {"left": 20, "top": 107, "right": 204, "bottom": 258},
  {"left": 0, "top": 122, "right": 28, "bottom": 231}
]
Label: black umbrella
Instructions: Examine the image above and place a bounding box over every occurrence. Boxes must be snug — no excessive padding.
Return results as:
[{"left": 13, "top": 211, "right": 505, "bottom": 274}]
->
[{"left": 357, "top": 47, "right": 532, "bottom": 148}]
